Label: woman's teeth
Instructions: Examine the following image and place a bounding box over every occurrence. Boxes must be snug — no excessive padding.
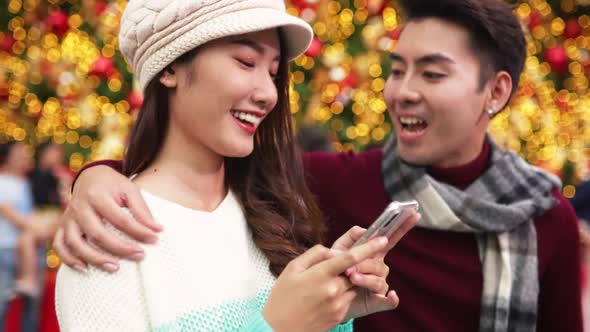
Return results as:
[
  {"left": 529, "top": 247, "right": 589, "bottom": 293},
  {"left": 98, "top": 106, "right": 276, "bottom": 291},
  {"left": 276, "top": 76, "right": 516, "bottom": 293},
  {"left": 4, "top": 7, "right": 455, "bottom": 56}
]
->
[{"left": 231, "top": 111, "right": 262, "bottom": 126}]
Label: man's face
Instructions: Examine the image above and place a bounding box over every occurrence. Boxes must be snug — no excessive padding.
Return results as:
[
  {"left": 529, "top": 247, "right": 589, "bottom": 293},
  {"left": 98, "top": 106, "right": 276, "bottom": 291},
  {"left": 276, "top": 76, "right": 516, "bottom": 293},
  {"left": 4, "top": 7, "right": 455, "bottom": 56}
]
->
[{"left": 384, "top": 18, "right": 492, "bottom": 168}]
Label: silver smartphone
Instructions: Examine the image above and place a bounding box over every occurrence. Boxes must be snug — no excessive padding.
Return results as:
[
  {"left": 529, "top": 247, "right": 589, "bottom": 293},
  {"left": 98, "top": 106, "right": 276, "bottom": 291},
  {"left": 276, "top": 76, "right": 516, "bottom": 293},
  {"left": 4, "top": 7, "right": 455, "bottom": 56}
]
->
[{"left": 352, "top": 200, "right": 419, "bottom": 247}]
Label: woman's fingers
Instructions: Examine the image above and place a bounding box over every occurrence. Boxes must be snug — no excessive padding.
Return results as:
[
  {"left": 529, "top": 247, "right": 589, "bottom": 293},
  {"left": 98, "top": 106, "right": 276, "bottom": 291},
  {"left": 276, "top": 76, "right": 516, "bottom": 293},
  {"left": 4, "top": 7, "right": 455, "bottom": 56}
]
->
[
  {"left": 315, "top": 236, "right": 388, "bottom": 276},
  {"left": 345, "top": 257, "right": 388, "bottom": 278},
  {"left": 370, "top": 290, "right": 399, "bottom": 313},
  {"left": 348, "top": 273, "right": 389, "bottom": 295},
  {"left": 289, "top": 244, "right": 334, "bottom": 273},
  {"left": 331, "top": 226, "right": 366, "bottom": 251},
  {"left": 346, "top": 257, "right": 390, "bottom": 295}
]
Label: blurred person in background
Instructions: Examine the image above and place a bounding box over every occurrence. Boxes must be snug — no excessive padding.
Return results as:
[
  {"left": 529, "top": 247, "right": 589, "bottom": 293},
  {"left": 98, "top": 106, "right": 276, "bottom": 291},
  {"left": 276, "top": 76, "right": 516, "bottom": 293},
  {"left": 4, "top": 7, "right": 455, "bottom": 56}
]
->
[
  {"left": 0, "top": 140, "right": 50, "bottom": 332},
  {"left": 569, "top": 179, "right": 590, "bottom": 289},
  {"left": 12, "top": 141, "right": 68, "bottom": 301},
  {"left": 296, "top": 125, "right": 335, "bottom": 152},
  {"left": 30, "top": 141, "right": 67, "bottom": 208},
  {"left": 570, "top": 180, "right": 590, "bottom": 224}
]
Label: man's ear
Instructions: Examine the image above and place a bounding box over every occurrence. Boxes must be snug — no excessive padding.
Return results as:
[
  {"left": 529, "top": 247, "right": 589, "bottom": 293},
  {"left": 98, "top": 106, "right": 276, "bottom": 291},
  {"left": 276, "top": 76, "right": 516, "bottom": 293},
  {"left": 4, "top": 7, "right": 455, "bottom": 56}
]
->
[{"left": 485, "top": 70, "right": 512, "bottom": 113}]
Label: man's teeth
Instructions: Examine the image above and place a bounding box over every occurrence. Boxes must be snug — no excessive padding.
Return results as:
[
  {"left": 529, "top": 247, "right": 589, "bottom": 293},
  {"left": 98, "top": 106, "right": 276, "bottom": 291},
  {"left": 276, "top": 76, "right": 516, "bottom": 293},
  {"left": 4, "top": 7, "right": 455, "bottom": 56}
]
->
[
  {"left": 231, "top": 111, "right": 262, "bottom": 126},
  {"left": 399, "top": 117, "right": 426, "bottom": 125}
]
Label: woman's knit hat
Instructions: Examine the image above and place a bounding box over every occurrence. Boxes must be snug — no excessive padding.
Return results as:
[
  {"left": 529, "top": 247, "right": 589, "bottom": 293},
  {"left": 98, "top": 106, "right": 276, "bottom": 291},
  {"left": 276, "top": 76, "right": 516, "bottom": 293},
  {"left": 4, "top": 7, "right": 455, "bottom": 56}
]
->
[{"left": 118, "top": 0, "right": 314, "bottom": 90}]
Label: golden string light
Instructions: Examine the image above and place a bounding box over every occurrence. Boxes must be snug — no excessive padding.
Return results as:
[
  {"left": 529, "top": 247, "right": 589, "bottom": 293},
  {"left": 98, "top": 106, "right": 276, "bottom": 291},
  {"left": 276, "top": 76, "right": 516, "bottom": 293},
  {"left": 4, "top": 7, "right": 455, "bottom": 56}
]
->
[{"left": 0, "top": 0, "right": 589, "bottom": 185}]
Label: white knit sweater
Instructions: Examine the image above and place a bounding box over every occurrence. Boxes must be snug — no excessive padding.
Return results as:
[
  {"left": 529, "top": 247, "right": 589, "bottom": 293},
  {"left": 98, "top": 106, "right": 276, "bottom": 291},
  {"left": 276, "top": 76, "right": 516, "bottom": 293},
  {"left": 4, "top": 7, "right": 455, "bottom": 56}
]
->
[{"left": 55, "top": 190, "right": 354, "bottom": 332}]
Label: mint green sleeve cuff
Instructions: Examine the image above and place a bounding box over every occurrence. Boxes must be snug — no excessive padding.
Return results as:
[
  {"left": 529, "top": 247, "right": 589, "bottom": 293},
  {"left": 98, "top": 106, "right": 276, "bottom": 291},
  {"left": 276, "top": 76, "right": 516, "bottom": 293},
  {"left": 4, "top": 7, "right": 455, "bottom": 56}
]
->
[
  {"left": 243, "top": 313, "right": 352, "bottom": 332},
  {"left": 329, "top": 319, "right": 354, "bottom": 332},
  {"left": 243, "top": 311, "right": 275, "bottom": 331}
]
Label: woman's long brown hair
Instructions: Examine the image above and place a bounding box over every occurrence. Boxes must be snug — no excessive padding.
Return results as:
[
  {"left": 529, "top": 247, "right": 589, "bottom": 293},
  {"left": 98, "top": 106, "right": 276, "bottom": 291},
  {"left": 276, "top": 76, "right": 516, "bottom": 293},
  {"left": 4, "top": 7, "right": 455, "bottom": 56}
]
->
[{"left": 122, "top": 33, "right": 324, "bottom": 277}]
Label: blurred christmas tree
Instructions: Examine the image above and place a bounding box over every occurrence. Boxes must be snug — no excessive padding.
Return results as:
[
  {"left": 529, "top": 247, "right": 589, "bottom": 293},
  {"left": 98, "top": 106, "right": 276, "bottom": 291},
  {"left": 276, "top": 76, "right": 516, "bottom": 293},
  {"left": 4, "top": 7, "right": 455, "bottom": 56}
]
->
[
  {"left": 1, "top": 0, "right": 589, "bottom": 195},
  {"left": 0, "top": 0, "right": 139, "bottom": 170}
]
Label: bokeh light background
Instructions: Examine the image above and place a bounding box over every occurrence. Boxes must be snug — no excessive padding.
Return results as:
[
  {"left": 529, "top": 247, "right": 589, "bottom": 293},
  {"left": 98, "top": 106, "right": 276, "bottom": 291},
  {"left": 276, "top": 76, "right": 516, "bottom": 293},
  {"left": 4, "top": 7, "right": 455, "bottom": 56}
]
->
[{"left": 1, "top": 0, "right": 589, "bottom": 196}]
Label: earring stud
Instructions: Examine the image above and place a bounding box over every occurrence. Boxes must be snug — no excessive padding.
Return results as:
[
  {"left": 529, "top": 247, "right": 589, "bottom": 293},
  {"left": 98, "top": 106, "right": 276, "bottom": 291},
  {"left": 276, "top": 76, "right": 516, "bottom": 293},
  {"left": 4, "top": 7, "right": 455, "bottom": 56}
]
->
[{"left": 487, "top": 108, "right": 496, "bottom": 118}]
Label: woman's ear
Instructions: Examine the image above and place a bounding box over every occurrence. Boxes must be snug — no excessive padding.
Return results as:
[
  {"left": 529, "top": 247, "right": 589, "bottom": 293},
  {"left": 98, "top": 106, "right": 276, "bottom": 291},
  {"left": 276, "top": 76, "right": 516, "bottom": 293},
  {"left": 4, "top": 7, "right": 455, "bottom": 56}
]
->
[{"left": 159, "top": 66, "right": 178, "bottom": 88}]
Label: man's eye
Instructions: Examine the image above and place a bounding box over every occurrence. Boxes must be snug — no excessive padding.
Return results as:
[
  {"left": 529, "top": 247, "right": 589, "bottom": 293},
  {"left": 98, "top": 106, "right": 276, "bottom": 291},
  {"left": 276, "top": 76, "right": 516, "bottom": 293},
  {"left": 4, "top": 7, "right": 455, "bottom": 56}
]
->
[
  {"left": 390, "top": 69, "right": 404, "bottom": 78},
  {"left": 423, "top": 72, "right": 445, "bottom": 79}
]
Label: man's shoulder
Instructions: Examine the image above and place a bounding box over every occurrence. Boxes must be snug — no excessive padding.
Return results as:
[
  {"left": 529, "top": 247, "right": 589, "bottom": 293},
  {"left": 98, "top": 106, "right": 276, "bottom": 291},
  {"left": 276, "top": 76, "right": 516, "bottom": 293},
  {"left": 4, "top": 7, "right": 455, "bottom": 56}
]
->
[
  {"left": 303, "top": 148, "right": 384, "bottom": 178},
  {"left": 535, "top": 188, "right": 579, "bottom": 240},
  {"left": 544, "top": 188, "right": 577, "bottom": 223},
  {"left": 302, "top": 148, "right": 389, "bottom": 209}
]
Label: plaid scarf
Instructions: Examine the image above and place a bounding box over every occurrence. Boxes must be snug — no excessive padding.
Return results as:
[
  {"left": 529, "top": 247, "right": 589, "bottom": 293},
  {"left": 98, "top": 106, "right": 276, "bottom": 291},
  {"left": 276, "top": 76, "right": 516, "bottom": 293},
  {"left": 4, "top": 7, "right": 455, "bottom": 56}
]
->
[{"left": 382, "top": 136, "right": 561, "bottom": 332}]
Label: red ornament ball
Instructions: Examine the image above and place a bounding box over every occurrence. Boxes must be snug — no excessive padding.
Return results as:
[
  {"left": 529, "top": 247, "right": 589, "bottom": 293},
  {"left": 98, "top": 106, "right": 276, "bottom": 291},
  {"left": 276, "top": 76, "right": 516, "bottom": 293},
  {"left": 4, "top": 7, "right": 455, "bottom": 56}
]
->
[
  {"left": 339, "top": 72, "right": 358, "bottom": 89},
  {"left": 390, "top": 28, "right": 401, "bottom": 40},
  {"left": 367, "top": 0, "right": 387, "bottom": 16},
  {"left": 291, "top": 0, "right": 316, "bottom": 10},
  {"left": 0, "top": 33, "right": 15, "bottom": 53},
  {"left": 545, "top": 46, "right": 569, "bottom": 75},
  {"left": 95, "top": 1, "right": 108, "bottom": 16},
  {"left": 564, "top": 18, "right": 581, "bottom": 39},
  {"left": 127, "top": 91, "right": 144, "bottom": 110},
  {"left": 527, "top": 11, "right": 543, "bottom": 30},
  {"left": 305, "top": 37, "right": 323, "bottom": 58},
  {"left": 46, "top": 10, "right": 69, "bottom": 37},
  {"left": 90, "top": 56, "right": 116, "bottom": 78}
]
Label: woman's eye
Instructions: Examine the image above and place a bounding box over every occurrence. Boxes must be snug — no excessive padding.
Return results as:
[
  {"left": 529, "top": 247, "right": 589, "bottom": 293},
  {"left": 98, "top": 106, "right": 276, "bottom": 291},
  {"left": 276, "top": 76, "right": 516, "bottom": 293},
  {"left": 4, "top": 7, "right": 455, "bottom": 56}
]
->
[{"left": 238, "top": 59, "right": 255, "bottom": 68}]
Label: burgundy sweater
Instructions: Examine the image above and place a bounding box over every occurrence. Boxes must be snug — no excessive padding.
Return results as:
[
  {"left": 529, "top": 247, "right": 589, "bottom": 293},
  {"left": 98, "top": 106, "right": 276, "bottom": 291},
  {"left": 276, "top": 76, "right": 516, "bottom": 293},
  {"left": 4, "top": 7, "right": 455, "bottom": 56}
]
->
[
  {"left": 78, "top": 144, "right": 582, "bottom": 331},
  {"left": 303, "top": 143, "right": 583, "bottom": 332}
]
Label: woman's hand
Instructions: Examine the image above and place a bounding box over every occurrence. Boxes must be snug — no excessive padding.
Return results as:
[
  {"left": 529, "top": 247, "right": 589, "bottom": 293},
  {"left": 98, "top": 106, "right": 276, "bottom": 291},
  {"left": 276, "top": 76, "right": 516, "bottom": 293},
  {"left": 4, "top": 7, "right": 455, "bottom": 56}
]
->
[
  {"left": 263, "top": 236, "right": 389, "bottom": 332},
  {"left": 331, "top": 212, "right": 419, "bottom": 321}
]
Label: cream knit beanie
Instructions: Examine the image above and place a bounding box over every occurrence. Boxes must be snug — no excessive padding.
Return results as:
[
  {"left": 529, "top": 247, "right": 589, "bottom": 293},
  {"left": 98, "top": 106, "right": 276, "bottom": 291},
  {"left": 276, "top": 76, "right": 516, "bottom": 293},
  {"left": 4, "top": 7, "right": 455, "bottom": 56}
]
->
[{"left": 118, "top": 0, "right": 314, "bottom": 90}]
